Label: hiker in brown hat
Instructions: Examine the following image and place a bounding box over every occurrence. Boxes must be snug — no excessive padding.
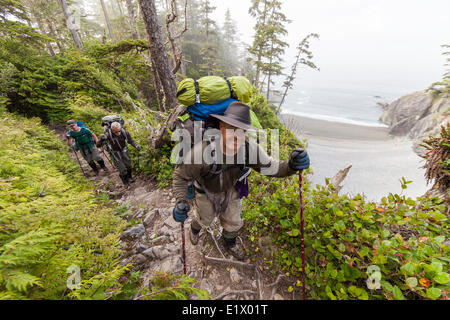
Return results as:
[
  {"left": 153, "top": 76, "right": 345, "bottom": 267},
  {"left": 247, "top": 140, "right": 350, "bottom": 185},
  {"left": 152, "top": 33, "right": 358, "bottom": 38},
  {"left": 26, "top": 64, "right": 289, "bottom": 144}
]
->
[{"left": 172, "top": 101, "right": 310, "bottom": 260}]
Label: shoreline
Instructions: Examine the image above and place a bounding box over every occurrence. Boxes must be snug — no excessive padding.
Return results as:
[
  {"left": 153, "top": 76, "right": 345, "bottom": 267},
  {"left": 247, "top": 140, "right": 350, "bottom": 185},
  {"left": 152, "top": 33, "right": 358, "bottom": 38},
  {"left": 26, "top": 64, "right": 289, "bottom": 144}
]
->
[
  {"left": 281, "top": 113, "right": 391, "bottom": 141},
  {"left": 280, "top": 114, "right": 428, "bottom": 201}
]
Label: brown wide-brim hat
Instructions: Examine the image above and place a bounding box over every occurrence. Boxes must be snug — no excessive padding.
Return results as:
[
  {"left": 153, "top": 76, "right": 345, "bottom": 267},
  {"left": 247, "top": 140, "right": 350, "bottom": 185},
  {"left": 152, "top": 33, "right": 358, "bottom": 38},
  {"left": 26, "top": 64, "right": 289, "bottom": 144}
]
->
[{"left": 210, "top": 101, "right": 262, "bottom": 132}]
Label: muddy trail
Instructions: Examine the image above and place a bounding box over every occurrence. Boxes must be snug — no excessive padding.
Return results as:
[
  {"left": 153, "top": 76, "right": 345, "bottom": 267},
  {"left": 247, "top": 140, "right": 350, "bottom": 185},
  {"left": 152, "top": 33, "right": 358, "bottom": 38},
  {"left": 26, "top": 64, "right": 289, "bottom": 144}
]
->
[{"left": 53, "top": 126, "right": 297, "bottom": 300}]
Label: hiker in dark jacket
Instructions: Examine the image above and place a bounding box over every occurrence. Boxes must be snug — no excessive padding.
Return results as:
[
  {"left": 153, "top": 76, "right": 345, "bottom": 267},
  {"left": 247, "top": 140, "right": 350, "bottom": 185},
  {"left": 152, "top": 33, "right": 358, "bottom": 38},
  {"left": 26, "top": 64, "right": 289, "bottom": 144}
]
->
[
  {"left": 97, "top": 121, "right": 141, "bottom": 186},
  {"left": 66, "top": 120, "right": 107, "bottom": 175},
  {"left": 172, "top": 102, "right": 310, "bottom": 260}
]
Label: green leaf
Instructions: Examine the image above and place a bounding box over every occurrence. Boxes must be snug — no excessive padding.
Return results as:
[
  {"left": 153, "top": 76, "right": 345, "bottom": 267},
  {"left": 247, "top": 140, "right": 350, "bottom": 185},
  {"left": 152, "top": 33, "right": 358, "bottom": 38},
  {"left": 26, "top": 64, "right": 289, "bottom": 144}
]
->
[
  {"left": 400, "top": 263, "right": 415, "bottom": 276},
  {"left": 434, "top": 236, "right": 445, "bottom": 244},
  {"left": 358, "top": 247, "right": 370, "bottom": 258},
  {"left": 429, "top": 261, "right": 443, "bottom": 273},
  {"left": 426, "top": 288, "right": 442, "bottom": 300},
  {"left": 406, "top": 277, "right": 418, "bottom": 288},
  {"left": 430, "top": 211, "right": 447, "bottom": 222},
  {"left": 392, "top": 286, "right": 405, "bottom": 300},
  {"left": 325, "top": 285, "right": 336, "bottom": 300},
  {"left": 381, "top": 280, "right": 393, "bottom": 292},
  {"left": 434, "top": 272, "right": 450, "bottom": 284}
]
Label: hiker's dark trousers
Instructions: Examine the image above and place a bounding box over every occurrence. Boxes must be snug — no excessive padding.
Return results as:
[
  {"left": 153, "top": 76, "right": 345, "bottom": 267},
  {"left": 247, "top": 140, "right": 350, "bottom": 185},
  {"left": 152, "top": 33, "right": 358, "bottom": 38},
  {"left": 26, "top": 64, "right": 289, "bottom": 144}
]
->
[
  {"left": 80, "top": 146, "right": 105, "bottom": 171},
  {"left": 111, "top": 148, "right": 132, "bottom": 182}
]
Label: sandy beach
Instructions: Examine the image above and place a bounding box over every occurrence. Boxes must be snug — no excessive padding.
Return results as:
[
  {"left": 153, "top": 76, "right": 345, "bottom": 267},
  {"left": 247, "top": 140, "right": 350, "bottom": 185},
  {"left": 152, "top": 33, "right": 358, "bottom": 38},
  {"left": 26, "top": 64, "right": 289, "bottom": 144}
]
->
[{"left": 281, "top": 114, "right": 429, "bottom": 202}]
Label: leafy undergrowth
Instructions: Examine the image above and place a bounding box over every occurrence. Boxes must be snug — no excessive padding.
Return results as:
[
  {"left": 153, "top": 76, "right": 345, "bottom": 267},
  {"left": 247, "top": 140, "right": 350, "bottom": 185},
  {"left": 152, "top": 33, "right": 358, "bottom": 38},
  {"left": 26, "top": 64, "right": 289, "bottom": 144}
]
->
[
  {"left": 243, "top": 173, "right": 449, "bottom": 300},
  {"left": 0, "top": 112, "right": 129, "bottom": 299},
  {"left": 0, "top": 112, "right": 203, "bottom": 300},
  {"left": 421, "top": 123, "right": 450, "bottom": 191},
  {"left": 133, "top": 271, "right": 210, "bottom": 300},
  {"left": 240, "top": 91, "right": 449, "bottom": 300}
]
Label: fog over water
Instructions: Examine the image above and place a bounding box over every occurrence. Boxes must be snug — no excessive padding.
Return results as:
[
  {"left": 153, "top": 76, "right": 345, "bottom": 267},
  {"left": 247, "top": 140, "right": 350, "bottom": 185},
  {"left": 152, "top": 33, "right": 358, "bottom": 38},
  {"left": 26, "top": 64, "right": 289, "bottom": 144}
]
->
[{"left": 212, "top": 0, "right": 450, "bottom": 96}]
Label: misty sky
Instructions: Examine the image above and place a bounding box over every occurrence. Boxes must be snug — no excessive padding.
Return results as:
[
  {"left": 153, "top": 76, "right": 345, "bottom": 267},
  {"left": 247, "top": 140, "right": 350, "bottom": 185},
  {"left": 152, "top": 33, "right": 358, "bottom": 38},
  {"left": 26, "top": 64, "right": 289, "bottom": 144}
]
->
[{"left": 211, "top": 0, "right": 450, "bottom": 95}]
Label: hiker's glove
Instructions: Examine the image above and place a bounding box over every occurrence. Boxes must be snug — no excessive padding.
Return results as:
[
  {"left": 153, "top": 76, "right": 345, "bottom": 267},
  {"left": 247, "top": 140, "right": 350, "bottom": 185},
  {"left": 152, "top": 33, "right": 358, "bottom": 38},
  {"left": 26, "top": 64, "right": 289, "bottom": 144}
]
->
[
  {"left": 289, "top": 148, "right": 310, "bottom": 171},
  {"left": 97, "top": 134, "right": 106, "bottom": 147},
  {"left": 173, "top": 200, "right": 190, "bottom": 223},
  {"left": 71, "top": 143, "right": 79, "bottom": 151}
]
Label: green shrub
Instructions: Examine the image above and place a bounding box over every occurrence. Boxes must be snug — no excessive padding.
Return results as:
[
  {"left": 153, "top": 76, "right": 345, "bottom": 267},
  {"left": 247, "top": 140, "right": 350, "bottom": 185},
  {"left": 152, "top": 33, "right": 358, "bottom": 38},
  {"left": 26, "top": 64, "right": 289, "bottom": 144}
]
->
[
  {"left": 0, "top": 113, "right": 129, "bottom": 299},
  {"left": 243, "top": 175, "right": 449, "bottom": 300}
]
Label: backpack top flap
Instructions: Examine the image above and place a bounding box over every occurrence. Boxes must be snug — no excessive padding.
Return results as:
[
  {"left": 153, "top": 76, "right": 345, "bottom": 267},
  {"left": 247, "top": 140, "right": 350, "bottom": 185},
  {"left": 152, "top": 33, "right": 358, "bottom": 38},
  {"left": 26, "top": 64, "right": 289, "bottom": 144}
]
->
[{"left": 101, "top": 115, "right": 124, "bottom": 127}]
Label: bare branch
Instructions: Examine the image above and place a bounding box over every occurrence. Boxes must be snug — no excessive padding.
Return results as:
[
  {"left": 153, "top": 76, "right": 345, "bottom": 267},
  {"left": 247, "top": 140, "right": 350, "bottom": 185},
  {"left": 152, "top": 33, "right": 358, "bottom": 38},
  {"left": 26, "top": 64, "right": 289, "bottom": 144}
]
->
[
  {"left": 203, "top": 256, "right": 255, "bottom": 269},
  {"left": 165, "top": 0, "right": 188, "bottom": 75},
  {"left": 330, "top": 165, "right": 352, "bottom": 194}
]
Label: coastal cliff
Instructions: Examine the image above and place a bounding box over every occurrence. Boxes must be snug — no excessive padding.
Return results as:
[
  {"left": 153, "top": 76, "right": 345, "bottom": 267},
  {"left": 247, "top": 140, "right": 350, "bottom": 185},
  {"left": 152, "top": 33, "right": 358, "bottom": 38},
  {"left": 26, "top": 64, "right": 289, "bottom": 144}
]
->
[{"left": 380, "top": 91, "right": 450, "bottom": 154}]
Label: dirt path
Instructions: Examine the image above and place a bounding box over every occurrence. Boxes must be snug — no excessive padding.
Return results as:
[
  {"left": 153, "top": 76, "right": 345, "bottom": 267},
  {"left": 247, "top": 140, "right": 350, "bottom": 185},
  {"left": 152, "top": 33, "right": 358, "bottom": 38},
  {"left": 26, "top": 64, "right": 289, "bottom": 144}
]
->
[{"left": 52, "top": 126, "right": 294, "bottom": 300}]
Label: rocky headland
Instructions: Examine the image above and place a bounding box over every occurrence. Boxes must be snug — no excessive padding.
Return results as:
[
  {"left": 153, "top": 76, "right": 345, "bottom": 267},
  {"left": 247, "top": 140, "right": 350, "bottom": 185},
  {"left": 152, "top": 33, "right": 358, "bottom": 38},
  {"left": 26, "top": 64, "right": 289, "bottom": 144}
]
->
[{"left": 380, "top": 91, "right": 449, "bottom": 155}]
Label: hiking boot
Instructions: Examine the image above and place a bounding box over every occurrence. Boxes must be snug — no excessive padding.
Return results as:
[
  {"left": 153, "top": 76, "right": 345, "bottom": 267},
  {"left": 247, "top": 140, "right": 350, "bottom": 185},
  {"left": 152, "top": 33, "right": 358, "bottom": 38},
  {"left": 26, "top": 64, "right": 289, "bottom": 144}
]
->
[
  {"left": 189, "top": 227, "right": 200, "bottom": 245},
  {"left": 225, "top": 243, "right": 246, "bottom": 261},
  {"left": 127, "top": 171, "right": 135, "bottom": 183},
  {"left": 120, "top": 173, "right": 128, "bottom": 185},
  {"left": 224, "top": 240, "right": 246, "bottom": 261}
]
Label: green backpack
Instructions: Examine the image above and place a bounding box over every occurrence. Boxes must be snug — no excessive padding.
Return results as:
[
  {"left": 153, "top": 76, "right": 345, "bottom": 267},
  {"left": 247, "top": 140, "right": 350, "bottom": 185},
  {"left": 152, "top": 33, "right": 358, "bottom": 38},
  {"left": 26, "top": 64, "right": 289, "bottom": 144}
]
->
[{"left": 176, "top": 76, "right": 254, "bottom": 106}]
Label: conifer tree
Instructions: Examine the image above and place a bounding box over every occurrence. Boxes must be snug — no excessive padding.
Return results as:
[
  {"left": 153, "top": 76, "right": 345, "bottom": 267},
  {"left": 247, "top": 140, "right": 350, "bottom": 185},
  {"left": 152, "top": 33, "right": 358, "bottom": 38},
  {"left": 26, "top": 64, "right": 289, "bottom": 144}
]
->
[
  {"left": 248, "top": 0, "right": 270, "bottom": 88},
  {"left": 277, "top": 33, "right": 319, "bottom": 113},
  {"left": 249, "top": 0, "right": 290, "bottom": 99},
  {"left": 261, "top": 0, "right": 289, "bottom": 101},
  {"left": 221, "top": 8, "right": 239, "bottom": 76},
  {"left": 198, "top": 0, "right": 219, "bottom": 75}
]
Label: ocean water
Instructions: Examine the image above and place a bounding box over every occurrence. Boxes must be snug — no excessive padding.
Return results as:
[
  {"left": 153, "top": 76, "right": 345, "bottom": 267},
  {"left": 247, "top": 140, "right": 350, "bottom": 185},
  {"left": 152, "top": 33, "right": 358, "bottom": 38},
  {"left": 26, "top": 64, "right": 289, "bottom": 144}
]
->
[
  {"left": 280, "top": 82, "right": 405, "bottom": 127},
  {"left": 275, "top": 81, "right": 429, "bottom": 201}
]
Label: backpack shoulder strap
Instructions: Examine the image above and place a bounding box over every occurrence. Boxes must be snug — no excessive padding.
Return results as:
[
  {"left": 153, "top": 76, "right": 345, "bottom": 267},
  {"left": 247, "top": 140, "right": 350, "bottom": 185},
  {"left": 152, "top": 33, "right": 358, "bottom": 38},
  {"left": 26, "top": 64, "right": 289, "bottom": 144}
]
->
[
  {"left": 194, "top": 80, "right": 200, "bottom": 104},
  {"left": 201, "top": 137, "right": 222, "bottom": 180},
  {"left": 121, "top": 128, "right": 128, "bottom": 143},
  {"left": 224, "top": 77, "right": 237, "bottom": 100}
]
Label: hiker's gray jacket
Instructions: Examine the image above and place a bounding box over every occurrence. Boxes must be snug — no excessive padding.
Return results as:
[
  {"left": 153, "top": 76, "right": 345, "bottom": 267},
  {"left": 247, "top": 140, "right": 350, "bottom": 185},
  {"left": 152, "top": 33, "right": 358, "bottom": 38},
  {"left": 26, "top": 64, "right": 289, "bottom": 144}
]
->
[
  {"left": 99, "top": 128, "right": 138, "bottom": 152},
  {"left": 173, "top": 140, "right": 296, "bottom": 203}
]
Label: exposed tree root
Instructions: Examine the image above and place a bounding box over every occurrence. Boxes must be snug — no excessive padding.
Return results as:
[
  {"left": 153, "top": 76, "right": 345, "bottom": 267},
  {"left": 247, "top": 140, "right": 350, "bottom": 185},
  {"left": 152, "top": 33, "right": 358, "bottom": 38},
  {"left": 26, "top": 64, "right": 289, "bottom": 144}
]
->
[
  {"left": 203, "top": 256, "right": 255, "bottom": 269},
  {"left": 214, "top": 289, "right": 257, "bottom": 300}
]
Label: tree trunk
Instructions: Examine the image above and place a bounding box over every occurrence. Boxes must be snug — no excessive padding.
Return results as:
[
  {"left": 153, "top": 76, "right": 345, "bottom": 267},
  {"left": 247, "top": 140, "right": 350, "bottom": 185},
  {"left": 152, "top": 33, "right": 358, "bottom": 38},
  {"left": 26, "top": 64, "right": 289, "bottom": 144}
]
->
[
  {"left": 45, "top": 18, "right": 63, "bottom": 51},
  {"left": 100, "top": 0, "right": 115, "bottom": 42},
  {"left": 266, "top": 40, "right": 274, "bottom": 101},
  {"left": 116, "top": 0, "right": 124, "bottom": 16},
  {"left": 59, "top": 0, "right": 83, "bottom": 49},
  {"left": 150, "top": 53, "right": 166, "bottom": 112},
  {"left": 126, "top": 0, "right": 140, "bottom": 39},
  {"left": 35, "top": 15, "right": 55, "bottom": 56},
  {"left": 138, "top": 0, "right": 178, "bottom": 110},
  {"left": 254, "top": 0, "right": 268, "bottom": 88}
]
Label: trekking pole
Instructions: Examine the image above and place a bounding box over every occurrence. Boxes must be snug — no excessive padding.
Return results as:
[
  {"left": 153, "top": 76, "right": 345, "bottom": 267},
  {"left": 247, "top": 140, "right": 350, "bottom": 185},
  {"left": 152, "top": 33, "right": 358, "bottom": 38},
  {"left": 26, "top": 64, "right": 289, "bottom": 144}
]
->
[
  {"left": 299, "top": 170, "right": 306, "bottom": 300},
  {"left": 100, "top": 147, "right": 114, "bottom": 167},
  {"left": 181, "top": 222, "right": 187, "bottom": 275},
  {"left": 137, "top": 152, "right": 140, "bottom": 171},
  {"left": 72, "top": 147, "right": 87, "bottom": 177}
]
